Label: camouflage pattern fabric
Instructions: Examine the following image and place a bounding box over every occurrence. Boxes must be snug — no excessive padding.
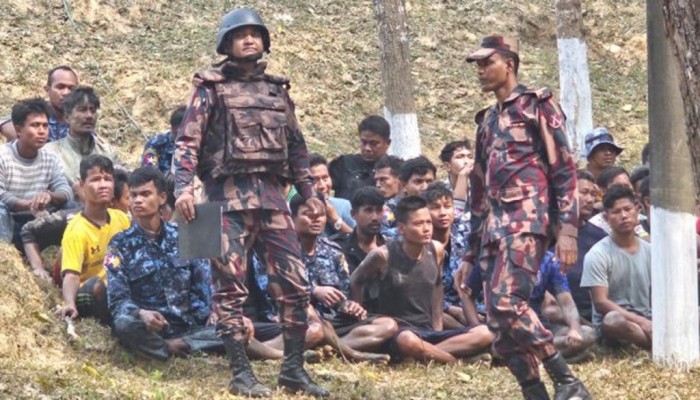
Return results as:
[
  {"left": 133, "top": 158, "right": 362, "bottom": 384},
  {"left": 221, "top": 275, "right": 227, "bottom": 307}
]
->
[
  {"left": 304, "top": 237, "right": 351, "bottom": 320},
  {"left": 212, "top": 210, "right": 310, "bottom": 341},
  {"left": 141, "top": 131, "right": 175, "bottom": 174},
  {"left": 479, "top": 233, "right": 556, "bottom": 383}
]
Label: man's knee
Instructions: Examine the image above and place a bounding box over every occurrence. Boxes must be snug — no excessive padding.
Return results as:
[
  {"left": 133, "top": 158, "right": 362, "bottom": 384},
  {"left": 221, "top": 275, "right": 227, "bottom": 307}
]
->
[
  {"left": 374, "top": 317, "right": 399, "bottom": 339},
  {"left": 112, "top": 314, "right": 143, "bottom": 339},
  {"left": 306, "top": 322, "right": 324, "bottom": 347},
  {"left": 91, "top": 278, "right": 106, "bottom": 300},
  {"left": 470, "top": 324, "right": 495, "bottom": 347},
  {"left": 602, "top": 311, "right": 626, "bottom": 331},
  {"left": 396, "top": 330, "right": 423, "bottom": 353}
]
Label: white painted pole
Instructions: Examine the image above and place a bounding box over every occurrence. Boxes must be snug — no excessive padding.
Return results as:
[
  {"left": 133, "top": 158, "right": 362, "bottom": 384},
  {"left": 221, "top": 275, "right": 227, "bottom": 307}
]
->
[{"left": 647, "top": 0, "right": 699, "bottom": 369}]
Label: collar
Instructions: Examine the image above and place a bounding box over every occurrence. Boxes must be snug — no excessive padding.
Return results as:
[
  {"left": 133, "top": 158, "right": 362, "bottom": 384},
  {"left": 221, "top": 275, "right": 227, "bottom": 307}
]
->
[
  {"left": 218, "top": 60, "right": 268, "bottom": 81},
  {"left": 66, "top": 132, "right": 96, "bottom": 155},
  {"left": 499, "top": 84, "right": 528, "bottom": 110},
  {"left": 133, "top": 219, "right": 170, "bottom": 242}
]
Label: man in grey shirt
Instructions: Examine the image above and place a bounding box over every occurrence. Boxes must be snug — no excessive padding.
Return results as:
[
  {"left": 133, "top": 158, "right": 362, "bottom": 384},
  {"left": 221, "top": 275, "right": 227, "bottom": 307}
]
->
[{"left": 581, "top": 185, "right": 652, "bottom": 349}]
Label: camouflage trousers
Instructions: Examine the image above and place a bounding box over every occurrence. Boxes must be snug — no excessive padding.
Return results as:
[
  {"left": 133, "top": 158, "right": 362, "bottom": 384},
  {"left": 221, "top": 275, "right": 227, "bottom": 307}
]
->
[
  {"left": 479, "top": 233, "right": 556, "bottom": 384},
  {"left": 212, "top": 209, "right": 310, "bottom": 341}
]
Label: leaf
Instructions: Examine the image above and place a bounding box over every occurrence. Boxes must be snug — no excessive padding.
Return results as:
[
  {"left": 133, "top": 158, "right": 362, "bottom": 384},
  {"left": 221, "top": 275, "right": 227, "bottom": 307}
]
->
[
  {"left": 81, "top": 363, "right": 100, "bottom": 377},
  {"left": 456, "top": 372, "right": 472, "bottom": 383}
]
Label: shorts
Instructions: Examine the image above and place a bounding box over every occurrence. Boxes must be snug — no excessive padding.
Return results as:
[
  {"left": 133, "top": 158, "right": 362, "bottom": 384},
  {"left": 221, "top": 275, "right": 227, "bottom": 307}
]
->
[
  {"left": 75, "top": 277, "right": 102, "bottom": 319},
  {"left": 253, "top": 322, "right": 282, "bottom": 342},
  {"left": 388, "top": 325, "right": 471, "bottom": 359}
]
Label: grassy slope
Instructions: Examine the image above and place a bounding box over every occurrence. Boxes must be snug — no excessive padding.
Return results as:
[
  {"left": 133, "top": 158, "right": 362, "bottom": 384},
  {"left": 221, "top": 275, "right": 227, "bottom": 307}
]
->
[{"left": 0, "top": 1, "right": 665, "bottom": 399}]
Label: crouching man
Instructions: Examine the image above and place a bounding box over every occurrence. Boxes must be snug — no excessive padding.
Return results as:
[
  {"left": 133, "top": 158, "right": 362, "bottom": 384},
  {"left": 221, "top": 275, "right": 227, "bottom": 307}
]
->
[{"left": 106, "top": 167, "right": 223, "bottom": 360}]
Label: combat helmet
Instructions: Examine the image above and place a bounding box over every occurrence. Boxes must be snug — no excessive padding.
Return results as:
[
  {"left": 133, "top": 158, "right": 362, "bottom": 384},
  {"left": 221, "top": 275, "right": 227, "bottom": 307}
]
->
[{"left": 216, "top": 8, "right": 271, "bottom": 55}]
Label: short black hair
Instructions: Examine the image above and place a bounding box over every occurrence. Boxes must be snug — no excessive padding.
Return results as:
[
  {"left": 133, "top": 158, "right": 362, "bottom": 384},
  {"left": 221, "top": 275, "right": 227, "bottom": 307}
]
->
[
  {"left": 169, "top": 105, "right": 187, "bottom": 133},
  {"left": 395, "top": 196, "right": 428, "bottom": 224},
  {"left": 11, "top": 98, "right": 52, "bottom": 127},
  {"left": 496, "top": 50, "right": 520, "bottom": 75},
  {"left": 577, "top": 169, "right": 595, "bottom": 184},
  {"left": 630, "top": 166, "right": 650, "bottom": 186},
  {"left": 63, "top": 86, "right": 101, "bottom": 116},
  {"left": 597, "top": 166, "right": 629, "bottom": 189},
  {"left": 603, "top": 184, "right": 637, "bottom": 210},
  {"left": 350, "top": 186, "right": 385, "bottom": 211},
  {"left": 374, "top": 155, "right": 403, "bottom": 176},
  {"left": 399, "top": 156, "right": 437, "bottom": 183},
  {"left": 642, "top": 143, "right": 650, "bottom": 165},
  {"left": 128, "top": 166, "right": 167, "bottom": 194},
  {"left": 47, "top": 65, "right": 77, "bottom": 87},
  {"left": 422, "top": 181, "right": 454, "bottom": 204},
  {"left": 358, "top": 115, "right": 390, "bottom": 141},
  {"left": 289, "top": 194, "right": 305, "bottom": 217},
  {"left": 80, "top": 154, "right": 114, "bottom": 181},
  {"left": 309, "top": 153, "right": 328, "bottom": 168},
  {"left": 439, "top": 140, "right": 473, "bottom": 163},
  {"left": 113, "top": 169, "right": 130, "bottom": 200},
  {"left": 640, "top": 177, "right": 650, "bottom": 199}
]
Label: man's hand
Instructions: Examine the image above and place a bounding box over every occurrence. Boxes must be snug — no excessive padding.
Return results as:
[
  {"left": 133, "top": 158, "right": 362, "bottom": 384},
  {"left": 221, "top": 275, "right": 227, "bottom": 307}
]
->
[
  {"left": 457, "top": 158, "right": 474, "bottom": 177},
  {"left": 57, "top": 305, "right": 78, "bottom": 320},
  {"left": 138, "top": 309, "right": 169, "bottom": 332},
  {"left": 175, "top": 193, "right": 196, "bottom": 222},
  {"left": 325, "top": 199, "right": 340, "bottom": 223},
  {"left": 555, "top": 235, "right": 577, "bottom": 272},
  {"left": 206, "top": 312, "right": 219, "bottom": 326},
  {"left": 305, "top": 197, "right": 325, "bottom": 216},
  {"left": 454, "top": 260, "right": 474, "bottom": 295},
  {"left": 340, "top": 300, "right": 367, "bottom": 320},
  {"left": 29, "top": 191, "right": 52, "bottom": 213},
  {"left": 32, "top": 267, "right": 52, "bottom": 282},
  {"left": 565, "top": 328, "right": 583, "bottom": 347},
  {"left": 312, "top": 286, "right": 346, "bottom": 307}
]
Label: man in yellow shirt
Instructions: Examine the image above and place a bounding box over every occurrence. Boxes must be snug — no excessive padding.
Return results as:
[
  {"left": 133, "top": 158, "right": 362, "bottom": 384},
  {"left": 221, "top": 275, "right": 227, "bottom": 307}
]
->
[{"left": 57, "top": 155, "right": 130, "bottom": 324}]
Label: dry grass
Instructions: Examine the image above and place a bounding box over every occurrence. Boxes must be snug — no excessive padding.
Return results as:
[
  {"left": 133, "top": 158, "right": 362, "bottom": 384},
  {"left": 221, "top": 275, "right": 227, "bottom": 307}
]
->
[{"left": 0, "top": 0, "right": 647, "bottom": 168}]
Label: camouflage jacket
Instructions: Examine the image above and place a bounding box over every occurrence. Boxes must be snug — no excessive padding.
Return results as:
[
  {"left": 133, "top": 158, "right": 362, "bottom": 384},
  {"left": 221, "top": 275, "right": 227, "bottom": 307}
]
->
[
  {"left": 465, "top": 84, "right": 578, "bottom": 263},
  {"left": 173, "top": 61, "right": 316, "bottom": 211},
  {"left": 304, "top": 237, "right": 351, "bottom": 320}
]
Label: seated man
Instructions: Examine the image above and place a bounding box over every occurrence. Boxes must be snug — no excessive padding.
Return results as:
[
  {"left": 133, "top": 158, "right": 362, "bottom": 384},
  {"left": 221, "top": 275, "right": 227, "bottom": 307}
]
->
[
  {"left": 351, "top": 196, "right": 492, "bottom": 363},
  {"left": 373, "top": 155, "right": 403, "bottom": 201},
  {"left": 45, "top": 86, "right": 120, "bottom": 198},
  {"left": 421, "top": 182, "right": 472, "bottom": 329},
  {"left": 1, "top": 66, "right": 79, "bottom": 142},
  {"left": 0, "top": 98, "right": 72, "bottom": 246},
  {"left": 291, "top": 195, "right": 396, "bottom": 362},
  {"left": 106, "top": 167, "right": 223, "bottom": 361},
  {"left": 56, "top": 155, "right": 130, "bottom": 324},
  {"left": 530, "top": 252, "right": 597, "bottom": 360},
  {"left": 439, "top": 140, "right": 474, "bottom": 216},
  {"left": 381, "top": 156, "right": 436, "bottom": 240},
  {"left": 141, "top": 105, "right": 186, "bottom": 175},
  {"left": 588, "top": 166, "right": 648, "bottom": 239},
  {"left": 329, "top": 115, "right": 391, "bottom": 200},
  {"left": 308, "top": 153, "right": 355, "bottom": 236},
  {"left": 564, "top": 170, "right": 608, "bottom": 322},
  {"left": 581, "top": 185, "right": 652, "bottom": 349},
  {"left": 21, "top": 170, "right": 130, "bottom": 283},
  {"left": 583, "top": 127, "right": 624, "bottom": 182}
]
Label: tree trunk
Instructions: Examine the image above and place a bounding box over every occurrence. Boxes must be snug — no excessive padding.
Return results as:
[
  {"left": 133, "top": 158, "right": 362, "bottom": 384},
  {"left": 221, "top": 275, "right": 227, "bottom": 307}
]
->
[
  {"left": 373, "top": 0, "right": 421, "bottom": 158},
  {"left": 648, "top": 0, "right": 699, "bottom": 369},
  {"left": 663, "top": 0, "right": 700, "bottom": 200},
  {"left": 555, "top": 0, "right": 593, "bottom": 159}
]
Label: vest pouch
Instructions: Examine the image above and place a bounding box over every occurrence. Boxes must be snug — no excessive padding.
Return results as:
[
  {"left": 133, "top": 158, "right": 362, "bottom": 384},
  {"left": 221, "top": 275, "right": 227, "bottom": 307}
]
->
[{"left": 232, "top": 120, "right": 287, "bottom": 162}]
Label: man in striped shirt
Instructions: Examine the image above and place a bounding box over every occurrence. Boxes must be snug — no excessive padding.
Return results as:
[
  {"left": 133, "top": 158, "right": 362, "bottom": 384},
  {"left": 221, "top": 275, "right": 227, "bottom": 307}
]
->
[{"left": 0, "top": 98, "right": 72, "bottom": 246}]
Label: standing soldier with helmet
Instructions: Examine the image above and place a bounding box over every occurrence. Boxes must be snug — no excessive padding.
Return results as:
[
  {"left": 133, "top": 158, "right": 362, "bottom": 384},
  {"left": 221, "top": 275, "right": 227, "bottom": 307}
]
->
[
  {"left": 173, "top": 8, "right": 329, "bottom": 398},
  {"left": 455, "top": 36, "right": 591, "bottom": 400}
]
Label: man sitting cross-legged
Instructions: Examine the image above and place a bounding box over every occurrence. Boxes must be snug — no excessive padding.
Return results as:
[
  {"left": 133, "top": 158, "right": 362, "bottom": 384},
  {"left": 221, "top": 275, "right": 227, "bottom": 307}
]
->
[
  {"left": 581, "top": 185, "right": 652, "bottom": 349},
  {"left": 56, "top": 155, "right": 130, "bottom": 324},
  {"left": 351, "top": 196, "right": 492, "bottom": 363},
  {"left": 106, "top": 167, "right": 224, "bottom": 360},
  {"left": 290, "top": 195, "right": 396, "bottom": 362}
]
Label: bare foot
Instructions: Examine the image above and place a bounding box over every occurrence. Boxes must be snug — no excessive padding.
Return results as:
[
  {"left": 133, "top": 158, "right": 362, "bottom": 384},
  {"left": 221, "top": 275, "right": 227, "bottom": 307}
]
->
[
  {"left": 350, "top": 351, "right": 391, "bottom": 364},
  {"left": 165, "top": 338, "right": 191, "bottom": 357}
]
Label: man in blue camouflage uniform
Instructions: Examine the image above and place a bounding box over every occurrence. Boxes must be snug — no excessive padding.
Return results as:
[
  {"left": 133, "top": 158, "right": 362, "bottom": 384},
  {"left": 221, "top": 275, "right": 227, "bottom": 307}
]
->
[
  {"left": 173, "top": 8, "right": 327, "bottom": 398},
  {"left": 455, "top": 36, "right": 590, "bottom": 400},
  {"left": 105, "top": 167, "right": 220, "bottom": 361},
  {"left": 141, "top": 106, "right": 186, "bottom": 175}
]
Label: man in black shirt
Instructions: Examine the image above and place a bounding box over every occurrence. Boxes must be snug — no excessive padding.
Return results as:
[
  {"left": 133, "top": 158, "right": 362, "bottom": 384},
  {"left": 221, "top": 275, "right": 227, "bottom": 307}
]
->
[
  {"left": 350, "top": 196, "right": 492, "bottom": 363},
  {"left": 329, "top": 116, "right": 391, "bottom": 200}
]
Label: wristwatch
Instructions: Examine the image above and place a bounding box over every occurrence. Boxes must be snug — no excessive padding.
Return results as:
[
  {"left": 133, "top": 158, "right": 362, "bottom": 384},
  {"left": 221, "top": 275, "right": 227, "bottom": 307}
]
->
[{"left": 333, "top": 218, "right": 343, "bottom": 231}]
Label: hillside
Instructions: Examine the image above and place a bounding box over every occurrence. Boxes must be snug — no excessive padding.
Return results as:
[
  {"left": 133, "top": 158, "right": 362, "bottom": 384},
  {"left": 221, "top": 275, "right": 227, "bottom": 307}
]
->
[{"left": 0, "top": 0, "right": 647, "bottom": 166}]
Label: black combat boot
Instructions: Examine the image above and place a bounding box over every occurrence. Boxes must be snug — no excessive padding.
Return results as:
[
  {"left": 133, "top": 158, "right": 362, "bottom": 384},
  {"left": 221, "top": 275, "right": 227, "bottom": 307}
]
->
[
  {"left": 521, "top": 381, "right": 551, "bottom": 400},
  {"left": 222, "top": 337, "right": 272, "bottom": 398},
  {"left": 278, "top": 332, "right": 330, "bottom": 398},
  {"left": 543, "top": 352, "right": 592, "bottom": 400}
]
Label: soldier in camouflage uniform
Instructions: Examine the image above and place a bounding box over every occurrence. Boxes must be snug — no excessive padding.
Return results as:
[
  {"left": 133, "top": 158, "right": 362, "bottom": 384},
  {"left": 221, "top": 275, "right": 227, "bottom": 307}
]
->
[
  {"left": 455, "top": 36, "right": 591, "bottom": 400},
  {"left": 173, "top": 8, "right": 328, "bottom": 398}
]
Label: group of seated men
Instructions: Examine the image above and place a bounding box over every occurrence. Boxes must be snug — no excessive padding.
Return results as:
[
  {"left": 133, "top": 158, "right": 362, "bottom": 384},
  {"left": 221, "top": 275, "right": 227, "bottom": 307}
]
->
[{"left": 0, "top": 65, "right": 663, "bottom": 365}]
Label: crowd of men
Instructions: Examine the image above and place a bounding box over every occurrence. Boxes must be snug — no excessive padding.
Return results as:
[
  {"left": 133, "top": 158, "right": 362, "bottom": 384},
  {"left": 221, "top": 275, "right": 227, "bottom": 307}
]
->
[{"left": 0, "top": 7, "right": 666, "bottom": 400}]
